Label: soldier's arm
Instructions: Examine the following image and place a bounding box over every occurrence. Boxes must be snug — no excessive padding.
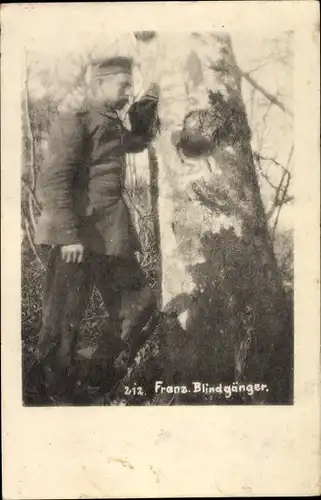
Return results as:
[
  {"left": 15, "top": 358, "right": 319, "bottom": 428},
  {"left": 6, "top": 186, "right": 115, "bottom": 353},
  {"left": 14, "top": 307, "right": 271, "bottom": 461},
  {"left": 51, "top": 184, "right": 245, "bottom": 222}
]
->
[
  {"left": 121, "top": 129, "right": 150, "bottom": 153},
  {"left": 123, "top": 83, "right": 160, "bottom": 153},
  {"left": 40, "top": 112, "right": 85, "bottom": 245}
]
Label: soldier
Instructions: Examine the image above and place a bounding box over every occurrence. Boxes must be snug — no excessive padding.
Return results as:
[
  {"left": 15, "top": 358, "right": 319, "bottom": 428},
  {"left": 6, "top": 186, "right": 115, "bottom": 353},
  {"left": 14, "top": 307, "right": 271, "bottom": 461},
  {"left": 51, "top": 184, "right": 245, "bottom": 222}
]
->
[{"left": 35, "top": 56, "right": 159, "bottom": 402}]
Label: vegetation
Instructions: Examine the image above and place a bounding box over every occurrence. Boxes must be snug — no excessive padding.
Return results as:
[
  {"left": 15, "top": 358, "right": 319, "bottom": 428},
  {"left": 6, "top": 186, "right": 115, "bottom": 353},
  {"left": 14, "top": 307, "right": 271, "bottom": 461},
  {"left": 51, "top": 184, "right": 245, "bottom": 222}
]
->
[{"left": 22, "top": 32, "right": 294, "bottom": 405}]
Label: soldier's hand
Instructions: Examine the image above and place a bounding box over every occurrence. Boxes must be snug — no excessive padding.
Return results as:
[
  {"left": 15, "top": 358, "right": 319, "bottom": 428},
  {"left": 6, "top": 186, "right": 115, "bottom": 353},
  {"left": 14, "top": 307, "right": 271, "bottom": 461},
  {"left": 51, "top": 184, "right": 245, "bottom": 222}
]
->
[{"left": 61, "top": 243, "right": 84, "bottom": 263}]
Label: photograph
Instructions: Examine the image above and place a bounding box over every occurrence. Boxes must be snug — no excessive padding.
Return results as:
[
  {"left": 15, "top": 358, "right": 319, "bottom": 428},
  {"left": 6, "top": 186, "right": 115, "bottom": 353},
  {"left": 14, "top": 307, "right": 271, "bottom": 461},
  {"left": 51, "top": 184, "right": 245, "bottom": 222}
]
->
[
  {"left": 2, "top": 3, "right": 320, "bottom": 499},
  {"left": 21, "top": 27, "right": 295, "bottom": 407}
]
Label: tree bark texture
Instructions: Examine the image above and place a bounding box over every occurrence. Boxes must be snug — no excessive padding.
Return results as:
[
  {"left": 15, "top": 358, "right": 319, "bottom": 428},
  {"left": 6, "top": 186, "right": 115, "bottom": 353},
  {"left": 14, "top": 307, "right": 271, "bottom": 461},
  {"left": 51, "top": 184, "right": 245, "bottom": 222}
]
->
[{"left": 123, "top": 32, "right": 293, "bottom": 404}]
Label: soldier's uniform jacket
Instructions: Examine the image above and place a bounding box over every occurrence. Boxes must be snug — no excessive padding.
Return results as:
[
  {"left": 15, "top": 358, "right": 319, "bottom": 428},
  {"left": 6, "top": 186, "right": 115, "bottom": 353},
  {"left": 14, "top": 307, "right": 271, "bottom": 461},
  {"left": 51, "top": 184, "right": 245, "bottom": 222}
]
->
[{"left": 35, "top": 95, "right": 158, "bottom": 257}]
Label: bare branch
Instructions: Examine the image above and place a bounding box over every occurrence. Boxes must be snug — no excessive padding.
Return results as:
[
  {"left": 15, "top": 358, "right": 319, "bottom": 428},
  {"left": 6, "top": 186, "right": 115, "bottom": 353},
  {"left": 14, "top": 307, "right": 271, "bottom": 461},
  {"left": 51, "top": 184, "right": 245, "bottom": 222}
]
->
[
  {"left": 24, "top": 50, "right": 40, "bottom": 235},
  {"left": 123, "top": 187, "right": 145, "bottom": 219},
  {"left": 271, "top": 146, "right": 294, "bottom": 210},
  {"left": 271, "top": 146, "right": 294, "bottom": 235},
  {"left": 258, "top": 170, "right": 280, "bottom": 192},
  {"left": 21, "top": 178, "right": 42, "bottom": 213},
  {"left": 23, "top": 215, "right": 44, "bottom": 269},
  {"left": 238, "top": 68, "right": 293, "bottom": 117},
  {"left": 257, "top": 99, "right": 274, "bottom": 151},
  {"left": 24, "top": 51, "right": 37, "bottom": 191},
  {"left": 274, "top": 195, "right": 294, "bottom": 207},
  {"left": 246, "top": 59, "right": 272, "bottom": 75},
  {"left": 81, "top": 315, "right": 110, "bottom": 323},
  {"left": 28, "top": 196, "right": 37, "bottom": 233},
  {"left": 249, "top": 86, "right": 256, "bottom": 122},
  {"left": 257, "top": 148, "right": 294, "bottom": 173},
  {"left": 279, "top": 247, "right": 293, "bottom": 274},
  {"left": 254, "top": 148, "right": 293, "bottom": 222},
  {"left": 272, "top": 171, "right": 291, "bottom": 238}
]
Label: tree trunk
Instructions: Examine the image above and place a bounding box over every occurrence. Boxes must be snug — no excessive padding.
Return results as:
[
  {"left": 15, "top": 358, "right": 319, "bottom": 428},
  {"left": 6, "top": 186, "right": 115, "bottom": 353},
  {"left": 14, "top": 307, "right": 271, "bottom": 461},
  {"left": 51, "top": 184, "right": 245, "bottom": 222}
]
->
[{"left": 118, "top": 32, "right": 292, "bottom": 404}]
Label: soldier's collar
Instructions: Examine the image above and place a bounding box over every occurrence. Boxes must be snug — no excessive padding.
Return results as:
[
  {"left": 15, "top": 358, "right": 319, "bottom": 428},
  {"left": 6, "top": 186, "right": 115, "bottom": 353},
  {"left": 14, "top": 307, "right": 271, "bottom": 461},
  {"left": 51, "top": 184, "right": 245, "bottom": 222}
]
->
[{"left": 88, "top": 99, "right": 119, "bottom": 120}]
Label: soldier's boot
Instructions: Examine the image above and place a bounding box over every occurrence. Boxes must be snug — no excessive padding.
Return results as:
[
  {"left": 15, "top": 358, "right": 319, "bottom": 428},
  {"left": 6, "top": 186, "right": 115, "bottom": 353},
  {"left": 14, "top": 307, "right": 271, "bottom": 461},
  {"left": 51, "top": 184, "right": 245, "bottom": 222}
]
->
[
  {"left": 35, "top": 329, "right": 62, "bottom": 404},
  {"left": 116, "top": 285, "right": 158, "bottom": 366},
  {"left": 57, "top": 324, "right": 81, "bottom": 404},
  {"left": 120, "top": 285, "right": 156, "bottom": 340},
  {"left": 86, "top": 302, "right": 125, "bottom": 401}
]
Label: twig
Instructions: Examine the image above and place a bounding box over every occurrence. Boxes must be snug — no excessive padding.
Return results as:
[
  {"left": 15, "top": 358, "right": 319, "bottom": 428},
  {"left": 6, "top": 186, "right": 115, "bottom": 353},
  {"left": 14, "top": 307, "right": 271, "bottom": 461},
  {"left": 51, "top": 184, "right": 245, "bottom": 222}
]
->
[
  {"left": 257, "top": 148, "right": 294, "bottom": 173},
  {"left": 262, "top": 173, "right": 280, "bottom": 192},
  {"left": 21, "top": 178, "right": 42, "bottom": 213},
  {"left": 238, "top": 67, "right": 293, "bottom": 117},
  {"left": 24, "top": 50, "right": 39, "bottom": 233},
  {"left": 280, "top": 247, "right": 293, "bottom": 275},
  {"left": 255, "top": 163, "right": 279, "bottom": 192},
  {"left": 28, "top": 197, "right": 37, "bottom": 233},
  {"left": 249, "top": 86, "right": 256, "bottom": 122},
  {"left": 80, "top": 315, "right": 110, "bottom": 323},
  {"left": 23, "top": 216, "right": 45, "bottom": 269},
  {"left": 272, "top": 170, "right": 290, "bottom": 212},
  {"left": 269, "top": 146, "right": 294, "bottom": 221},
  {"left": 246, "top": 59, "right": 271, "bottom": 75},
  {"left": 257, "top": 100, "right": 273, "bottom": 151},
  {"left": 24, "top": 51, "right": 37, "bottom": 191},
  {"left": 254, "top": 150, "right": 293, "bottom": 220},
  {"left": 274, "top": 195, "right": 294, "bottom": 207},
  {"left": 22, "top": 333, "right": 40, "bottom": 342},
  {"left": 123, "top": 188, "right": 145, "bottom": 219},
  {"left": 272, "top": 171, "right": 291, "bottom": 238}
]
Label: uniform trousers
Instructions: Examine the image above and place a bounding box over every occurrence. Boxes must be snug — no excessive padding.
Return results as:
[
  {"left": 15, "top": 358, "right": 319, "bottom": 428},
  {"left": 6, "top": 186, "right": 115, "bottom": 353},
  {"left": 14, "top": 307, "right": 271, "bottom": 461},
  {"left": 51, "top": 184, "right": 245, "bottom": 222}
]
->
[{"left": 36, "top": 246, "right": 155, "bottom": 399}]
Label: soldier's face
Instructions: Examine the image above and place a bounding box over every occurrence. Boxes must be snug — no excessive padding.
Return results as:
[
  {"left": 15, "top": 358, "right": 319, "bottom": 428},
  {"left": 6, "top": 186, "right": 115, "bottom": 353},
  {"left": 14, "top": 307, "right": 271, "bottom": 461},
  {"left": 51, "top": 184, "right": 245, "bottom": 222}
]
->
[{"left": 97, "top": 73, "right": 133, "bottom": 109}]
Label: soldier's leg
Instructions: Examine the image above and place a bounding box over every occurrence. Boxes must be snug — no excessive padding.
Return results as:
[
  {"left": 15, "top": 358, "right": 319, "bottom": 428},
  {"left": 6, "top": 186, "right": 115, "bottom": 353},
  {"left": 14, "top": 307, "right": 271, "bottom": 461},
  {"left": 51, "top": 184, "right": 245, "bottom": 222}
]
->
[
  {"left": 81, "top": 254, "right": 125, "bottom": 397},
  {"left": 93, "top": 254, "right": 123, "bottom": 350},
  {"left": 110, "top": 256, "right": 157, "bottom": 344},
  {"left": 37, "top": 247, "right": 93, "bottom": 400},
  {"left": 92, "top": 255, "right": 157, "bottom": 400},
  {"left": 59, "top": 254, "right": 94, "bottom": 368},
  {"left": 94, "top": 254, "right": 156, "bottom": 341},
  {"left": 37, "top": 246, "right": 66, "bottom": 363},
  {"left": 33, "top": 246, "right": 62, "bottom": 401}
]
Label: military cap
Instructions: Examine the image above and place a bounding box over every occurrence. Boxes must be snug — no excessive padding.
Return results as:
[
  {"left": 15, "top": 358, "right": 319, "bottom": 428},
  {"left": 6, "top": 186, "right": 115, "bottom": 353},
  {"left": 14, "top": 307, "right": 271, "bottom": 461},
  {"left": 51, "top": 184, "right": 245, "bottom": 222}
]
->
[{"left": 91, "top": 56, "right": 133, "bottom": 77}]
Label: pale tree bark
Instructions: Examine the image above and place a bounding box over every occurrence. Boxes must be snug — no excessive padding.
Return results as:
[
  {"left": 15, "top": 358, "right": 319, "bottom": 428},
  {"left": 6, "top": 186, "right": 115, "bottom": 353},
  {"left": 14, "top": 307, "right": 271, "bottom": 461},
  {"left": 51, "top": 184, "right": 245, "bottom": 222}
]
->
[{"left": 118, "top": 32, "right": 292, "bottom": 405}]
